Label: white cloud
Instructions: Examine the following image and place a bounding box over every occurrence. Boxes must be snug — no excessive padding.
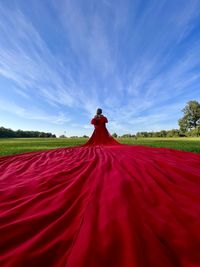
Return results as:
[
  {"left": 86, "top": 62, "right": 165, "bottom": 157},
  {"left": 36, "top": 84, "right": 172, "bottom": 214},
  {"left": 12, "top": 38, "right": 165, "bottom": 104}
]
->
[
  {"left": 0, "top": 0, "right": 200, "bottom": 135},
  {"left": 0, "top": 99, "right": 70, "bottom": 125}
]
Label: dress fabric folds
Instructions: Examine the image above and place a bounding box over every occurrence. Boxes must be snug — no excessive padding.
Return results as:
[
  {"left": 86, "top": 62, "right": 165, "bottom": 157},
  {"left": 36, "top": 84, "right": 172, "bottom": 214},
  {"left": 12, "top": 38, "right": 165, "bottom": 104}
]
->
[
  {"left": 84, "top": 115, "right": 120, "bottom": 146},
  {"left": 0, "top": 117, "right": 200, "bottom": 267}
]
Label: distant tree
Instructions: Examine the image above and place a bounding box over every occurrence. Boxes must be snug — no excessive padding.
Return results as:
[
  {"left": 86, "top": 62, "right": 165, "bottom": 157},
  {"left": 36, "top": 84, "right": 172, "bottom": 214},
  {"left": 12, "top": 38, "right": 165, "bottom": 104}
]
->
[
  {"left": 112, "top": 133, "right": 118, "bottom": 138},
  {"left": 136, "top": 132, "right": 141, "bottom": 137},
  {"left": 0, "top": 126, "right": 56, "bottom": 138},
  {"left": 179, "top": 100, "right": 200, "bottom": 132},
  {"left": 160, "top": 130, "right": 167, "bottom": 137},
  {"left": 121, "top": 133, "right": 133, "bottom": 138},
  {"left": 0, "top": 127, "right": 16, "bottom": 137},
  {"left": 136, "top": 132, "right": 149, "bottom": 137},
  {"left": 82, "top": 135, "right": 89, "bottom": 138},
  {"left": 39, "top": 132, "right": 46, "bottom": 137},
  {"left": 166, "top": 129, "right": 180, "bottom": 137},
  {"left": 178, "top": 117, "right": 189, "bottom": 133},
  {"left": 147, "top": 132, "right": 154, "bottom": 137},
  {"left": 59, "top": 135, "right": 67, "bottom": 138}
]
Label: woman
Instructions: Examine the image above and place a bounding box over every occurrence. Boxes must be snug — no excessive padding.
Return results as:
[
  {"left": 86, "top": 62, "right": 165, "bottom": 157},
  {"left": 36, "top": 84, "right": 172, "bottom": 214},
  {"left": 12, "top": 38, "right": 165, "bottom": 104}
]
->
[{"left": 84, "top": 108, "right": 119, "bottom": 146}]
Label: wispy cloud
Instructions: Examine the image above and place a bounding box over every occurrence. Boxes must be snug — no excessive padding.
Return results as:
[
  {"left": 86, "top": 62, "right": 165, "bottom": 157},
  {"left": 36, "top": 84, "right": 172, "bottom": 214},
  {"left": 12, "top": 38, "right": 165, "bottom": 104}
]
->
[
  {"left": 0, "top": 99, "right": 70, "bottom": 125},
  {"left": 0, "top": 5, "right": 77, "bottom": 107},
  {"left": 0, "top": 0, "right": 200, "bottom": 135}
]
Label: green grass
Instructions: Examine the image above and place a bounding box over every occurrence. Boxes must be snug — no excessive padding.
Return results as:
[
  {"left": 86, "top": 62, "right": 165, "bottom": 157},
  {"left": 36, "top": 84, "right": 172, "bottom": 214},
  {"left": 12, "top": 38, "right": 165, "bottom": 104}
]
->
[
  {"left": 0, "top": 137, "right": 200, "bottom": 156},
  {"left": 119, "top": 137, "right": 200, "bottom": 154},
  {"left": 0, "top": 138, "right": 86, "bottom": 157}
]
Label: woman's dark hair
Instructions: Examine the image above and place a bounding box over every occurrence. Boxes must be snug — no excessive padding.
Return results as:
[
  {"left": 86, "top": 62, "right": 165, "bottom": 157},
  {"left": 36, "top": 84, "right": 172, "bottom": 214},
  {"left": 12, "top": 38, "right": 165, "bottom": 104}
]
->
[{"left": 96, "top": 108, "right": 102, "bottom": 115}]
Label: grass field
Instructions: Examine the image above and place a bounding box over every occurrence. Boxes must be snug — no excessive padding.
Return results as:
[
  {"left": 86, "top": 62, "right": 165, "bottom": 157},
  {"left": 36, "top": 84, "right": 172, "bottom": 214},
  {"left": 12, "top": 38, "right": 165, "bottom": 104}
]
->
[{"left": 0, "top": 137, "right": 200, "bottom": 156}]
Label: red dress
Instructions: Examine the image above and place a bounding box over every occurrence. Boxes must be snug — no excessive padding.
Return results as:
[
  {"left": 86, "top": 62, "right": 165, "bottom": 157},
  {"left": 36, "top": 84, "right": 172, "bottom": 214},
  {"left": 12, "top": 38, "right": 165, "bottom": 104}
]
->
[
  {"left": 0, "top": 118, "right": 200, "bottom": 267},
  {"left": 84, "top": 115, "right": 119, "bottom": 146}
]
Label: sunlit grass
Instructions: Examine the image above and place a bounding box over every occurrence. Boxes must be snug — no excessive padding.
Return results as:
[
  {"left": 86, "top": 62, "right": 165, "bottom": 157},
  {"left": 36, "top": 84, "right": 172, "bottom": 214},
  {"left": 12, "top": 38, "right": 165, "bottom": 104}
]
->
[
  {"left": 0, "top": 138, "right": 86, "bottom": 156},
  {"left": 0, "top": 137, "right": 200, "bottom": 156},
  {"left": 119, "top": 137, "right": 200, "bottom": 154}
]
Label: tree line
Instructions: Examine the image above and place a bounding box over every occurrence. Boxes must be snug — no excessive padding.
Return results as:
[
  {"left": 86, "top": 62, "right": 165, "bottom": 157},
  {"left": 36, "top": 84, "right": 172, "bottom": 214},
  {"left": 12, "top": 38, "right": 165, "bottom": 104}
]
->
[
  {"left": 114, "top": 129, "right": 193, "bottom": 138},
  {"left": 0, "top": 127, "right": 56, "bottom": 138},
  {"left": 113, "top": 100, "right": 200, "bottom": 138}
]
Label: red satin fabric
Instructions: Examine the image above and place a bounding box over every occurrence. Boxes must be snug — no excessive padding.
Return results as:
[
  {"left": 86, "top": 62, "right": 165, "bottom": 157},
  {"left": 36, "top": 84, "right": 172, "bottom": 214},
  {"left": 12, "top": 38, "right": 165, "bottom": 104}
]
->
[
  {"left": 84, "top": 115, "right": 120, "bottom": 145},
  {"left": 0, "top": 118, "right": 200, "bottom": 267}
]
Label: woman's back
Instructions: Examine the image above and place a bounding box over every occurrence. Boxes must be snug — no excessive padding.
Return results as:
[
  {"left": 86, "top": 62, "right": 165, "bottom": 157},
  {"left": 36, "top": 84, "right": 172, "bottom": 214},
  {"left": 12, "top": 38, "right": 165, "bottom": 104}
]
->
[
  {"left": 91, "top": 115, "right": 108, "bottom": 127},
  {"left": 85, "top": 112, "right": 119, "bottom": 146}
]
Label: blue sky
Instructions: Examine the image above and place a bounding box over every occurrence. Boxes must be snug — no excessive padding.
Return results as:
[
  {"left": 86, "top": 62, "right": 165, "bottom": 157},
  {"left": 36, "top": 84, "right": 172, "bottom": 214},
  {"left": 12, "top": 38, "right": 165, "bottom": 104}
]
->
[{"left": 0, "top": 0, "right": 200, "bottom": 137}]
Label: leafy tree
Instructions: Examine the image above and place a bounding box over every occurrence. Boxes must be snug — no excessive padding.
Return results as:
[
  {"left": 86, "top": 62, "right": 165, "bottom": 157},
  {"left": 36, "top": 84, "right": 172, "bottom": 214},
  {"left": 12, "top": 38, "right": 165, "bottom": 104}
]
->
[
  {"left": 160, "top": 130, "right": 167, "bottom": 137},
  {"left": 178, "top": 116, "right": 189, "bottom": 133},
  {"left": 179, "top": 100, "right": 200, "bottom": 131},
  {"left": 112, "top": 133, "right": 118, "bottom": 138},
  {"left": 166, "top": 129, "right": 180, "bottom": 137}
]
